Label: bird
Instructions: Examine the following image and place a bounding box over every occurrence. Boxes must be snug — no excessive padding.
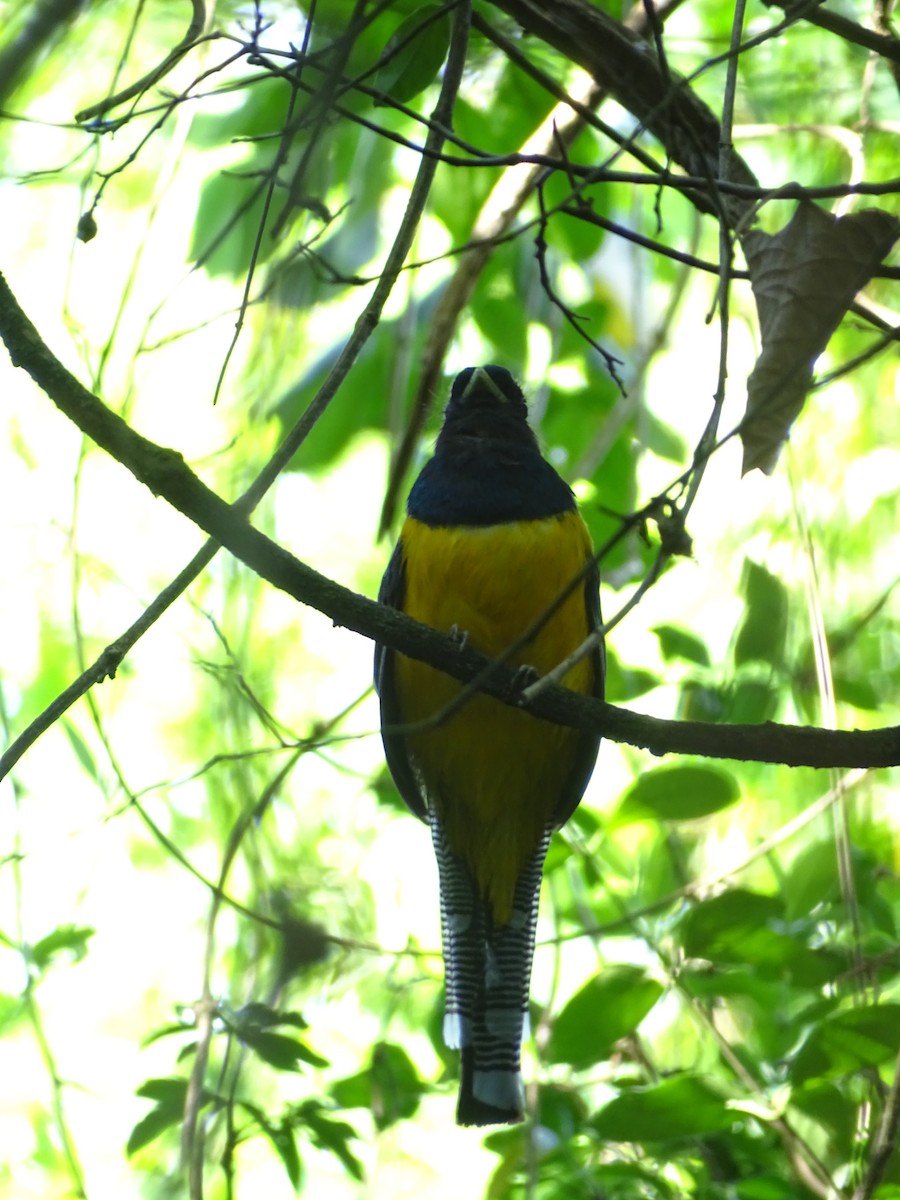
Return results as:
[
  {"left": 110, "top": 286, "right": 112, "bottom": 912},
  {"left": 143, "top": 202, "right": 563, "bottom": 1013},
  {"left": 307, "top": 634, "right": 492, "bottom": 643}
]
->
[{"left": 375, "top": 365, "right": 604, "bottom": 1126}]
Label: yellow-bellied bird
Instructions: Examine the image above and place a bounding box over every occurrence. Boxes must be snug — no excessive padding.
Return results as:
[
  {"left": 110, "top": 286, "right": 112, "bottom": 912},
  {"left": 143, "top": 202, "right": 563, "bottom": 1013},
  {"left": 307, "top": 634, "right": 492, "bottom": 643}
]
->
[{"left": 375, "top": 366, "right": 604, "bottom": 1125}]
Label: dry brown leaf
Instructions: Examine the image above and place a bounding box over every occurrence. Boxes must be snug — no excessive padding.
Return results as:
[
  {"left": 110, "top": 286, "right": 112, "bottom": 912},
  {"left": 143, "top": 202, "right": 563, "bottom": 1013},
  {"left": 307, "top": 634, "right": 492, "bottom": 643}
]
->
[{"left": 740, "top": 202, "right": 899, "bottom": 475}]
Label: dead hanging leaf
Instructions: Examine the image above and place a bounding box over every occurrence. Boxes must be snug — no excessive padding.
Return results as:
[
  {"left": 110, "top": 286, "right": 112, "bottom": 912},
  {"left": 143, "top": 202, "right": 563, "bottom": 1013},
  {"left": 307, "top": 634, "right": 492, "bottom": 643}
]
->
[{"left": 740, "top": 202, "right": 899, "bottom": 475}]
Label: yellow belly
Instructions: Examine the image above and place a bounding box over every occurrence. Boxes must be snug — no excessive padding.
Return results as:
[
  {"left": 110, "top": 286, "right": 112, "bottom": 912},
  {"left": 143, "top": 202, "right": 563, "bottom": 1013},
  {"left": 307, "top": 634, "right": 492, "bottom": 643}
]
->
[{"left": 393, "top": 512, "right": 596, "bottom": 923}]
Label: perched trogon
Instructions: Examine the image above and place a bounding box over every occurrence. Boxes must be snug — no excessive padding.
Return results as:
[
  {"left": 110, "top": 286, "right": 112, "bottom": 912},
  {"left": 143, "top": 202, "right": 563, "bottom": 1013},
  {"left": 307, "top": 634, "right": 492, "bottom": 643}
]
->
[{"left": 375, "top": 365, "right": 604, "bottom": 1126}]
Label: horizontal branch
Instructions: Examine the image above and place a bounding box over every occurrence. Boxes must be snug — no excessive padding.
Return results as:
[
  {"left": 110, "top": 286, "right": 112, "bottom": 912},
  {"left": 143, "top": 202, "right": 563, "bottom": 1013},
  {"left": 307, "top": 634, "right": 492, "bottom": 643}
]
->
[
  {"left": 761, "top": 0, "right": 900, "bottom": 64},
  {"left": 1, "top": 270, "right": 899, "bottom": 772}
]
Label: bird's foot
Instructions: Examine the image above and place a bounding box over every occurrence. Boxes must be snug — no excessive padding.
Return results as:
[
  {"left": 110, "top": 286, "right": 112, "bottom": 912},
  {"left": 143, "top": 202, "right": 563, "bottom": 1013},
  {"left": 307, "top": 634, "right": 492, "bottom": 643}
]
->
[
  {"left": 510, "top": 663, "right": 540, "bottom": 694},
  {"left": 449, "top": 624, "right": 470, "bottom": 650}
]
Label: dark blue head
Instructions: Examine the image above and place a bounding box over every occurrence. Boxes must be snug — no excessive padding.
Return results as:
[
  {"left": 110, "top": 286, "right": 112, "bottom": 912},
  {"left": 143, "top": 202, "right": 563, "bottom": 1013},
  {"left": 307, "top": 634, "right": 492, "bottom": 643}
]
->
[
  {"left": 438, "top": 365, "right": 538, "bottom": 452},
  {"left": 407, "top": 365, "right": 574, "bottom": 526}
]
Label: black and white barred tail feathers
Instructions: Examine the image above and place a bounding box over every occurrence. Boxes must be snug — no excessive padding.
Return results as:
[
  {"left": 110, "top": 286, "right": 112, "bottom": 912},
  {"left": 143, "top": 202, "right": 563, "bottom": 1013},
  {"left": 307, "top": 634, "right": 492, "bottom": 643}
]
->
[{"left": 433, "top": 812, "right": 550, "bottom": 1126}]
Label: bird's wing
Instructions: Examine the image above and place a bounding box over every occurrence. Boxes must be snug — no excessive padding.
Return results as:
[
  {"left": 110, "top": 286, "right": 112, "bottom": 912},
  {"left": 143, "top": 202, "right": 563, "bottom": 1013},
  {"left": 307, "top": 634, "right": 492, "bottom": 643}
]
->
[
  {"left": 374, "top": 540, "right": 428, "bottom": 822},
  {"left": 551, "top": 554, "right": 605, "bottom": 830}
]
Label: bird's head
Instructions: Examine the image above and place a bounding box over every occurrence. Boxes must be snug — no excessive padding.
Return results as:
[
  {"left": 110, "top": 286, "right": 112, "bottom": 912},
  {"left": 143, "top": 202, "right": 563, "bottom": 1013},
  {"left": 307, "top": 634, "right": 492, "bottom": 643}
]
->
[{"left": 439, "top": 365, "right": 537, "bottom": 449}]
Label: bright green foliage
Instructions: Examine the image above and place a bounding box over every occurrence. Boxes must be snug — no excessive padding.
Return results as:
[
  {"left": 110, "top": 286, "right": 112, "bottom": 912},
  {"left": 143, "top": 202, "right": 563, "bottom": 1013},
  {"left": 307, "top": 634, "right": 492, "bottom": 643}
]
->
[
  {"left": 547, "top": 966, "right": 664, "bottom": 1068},
  {"left": 734, "top": 559, "right": 790, "bottom": 668},
  {"left": 0, "top": 1, "right": 897, "bottom": 1199},
  {"left": 333, "top": 1041, "right": 426, "bottom": 1128},
  {"left": 372, "top": 6, "right": 452, "bottom": 105},
  {"left": 592, "top": 1074, "right": 735, "bottom": 1140},
  {"left": 614, "top": 764, "right": 740, "bottom": 823}
]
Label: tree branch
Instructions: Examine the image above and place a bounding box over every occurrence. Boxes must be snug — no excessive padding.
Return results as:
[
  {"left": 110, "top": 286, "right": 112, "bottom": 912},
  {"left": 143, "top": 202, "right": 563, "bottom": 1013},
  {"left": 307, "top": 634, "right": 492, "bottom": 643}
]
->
[
  {"left": 1, "top": 270, "right": 899, "bottom": 774},
  {"left": 75, "top": 0, "right": 207, "bottom": 122},
  {"left": 488, "top": 0, "right": 759, "bottom": 222},
  {"left": 761, "top": 0, "right": 900, "bottom": 64}
]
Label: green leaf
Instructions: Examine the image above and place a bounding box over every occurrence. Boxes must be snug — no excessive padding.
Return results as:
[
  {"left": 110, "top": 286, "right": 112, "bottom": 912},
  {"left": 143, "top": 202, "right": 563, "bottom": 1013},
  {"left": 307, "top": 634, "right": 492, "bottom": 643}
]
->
[
  {"left": 30, "top": 924, "right": 94, "bottom": 972},
  {"left": 127, "top": 1077, "right": 191, "bottom": 1156},
  {"left": 592, "top": 1075, "right": 734, "bottom": 1141},
  {"left": 789, "top": 1079, "right": 856, "bottom": 1160},
  {"left": 239, "top": 1029, "right": 329, "bottom": 1071},
  {"left": 530, "top": 1080, "right": 590, "bottom": 1135},
  {"left": 547, "top": 966, "right": 663, "bottom": 1067},
  {"left": 542, "top": 375, "right": 618, "bottom": 471},
  {"left": 0, "top": 992, "right": 25, "bottom": 1036},
  {"left": 240, "top": 1102, "right": 303, "bottom": 1189},
  {"left": 190, "top": 168, "right": 267, "bottom": 277},
  {"left": 136, "top": 1077, "right": 191, "bottom": 1104},
  {"left": 127, "top": 1106, "right": 183, "bottom": 1157},
  {"left": 790, "top": 1003, "right": 900, "bottom": 1083},
  {"left": 330, "top": 1070, "right": 372, "bottom": 1112},
  {"left": 654, "top": 624, "right": 711, "bottom": 666},
  {"left": 679, "top": 891, "right": 841, "bottom": 985},
  {"left": 642, "top": 411, "right": 687, "bottom": 462},
  {"left": 734, "top": 560, "right": 788, "bottom": 667},
  {"left": 680, "top": 680, "right": 729, "bottom": 723},
  {"left": 782, "top": 840, "right": 840, "bottom": 923},
  {"left": 726, "top": 677, "right": 779, "bottom": 723},
  {"left": 270, "top": 1121, "right": 301, "bottom": 1189},
  {"left": 295, "top": 1100, "right": 364, "bottom": 1180},
  {"left": 373, "top": 6, "right": 451, "bottom": 106},
  {"left": 142, "top": 1019, "right": 195, "bottom": 1047},
  {"left": 604, "top": 651, "right": 659, "bottom": 702},
  {"left": 680, "top": 892, "right": 784, "bottom": 968},
  {"left": 233, "top": 1002, "right": 308, "bottom": 1032},
  {"left": 734, "top": 1178, "right": 800, "bottom": 1199},
  {"left": 369, "top": 1041, "right": 423, "bottom": 1129},
  {"left": 330, "top": 1049, "right": 419, "bottom": 1132},
  {"left": 832, "top": 671, "right": 879, "bottom": 710},
  {"left": 189, "top": 73, "right": 287, "bottom": 148},
  {"left": 471, "top": 292, "right": 528, "bottom": 365},
  {"left": 614, "top": 765, "right": 739, "bottom": 824},
  {"left": 592, "top": 1161, "right": 680, "bottom": 1197}
]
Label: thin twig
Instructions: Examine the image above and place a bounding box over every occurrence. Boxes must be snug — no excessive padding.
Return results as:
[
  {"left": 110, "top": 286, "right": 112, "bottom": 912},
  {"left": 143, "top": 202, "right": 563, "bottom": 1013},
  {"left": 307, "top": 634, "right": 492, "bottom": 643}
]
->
[
  {"left": 75, "top": 0, "right": 208, "bottom": 121},
  {"left": 852, "top": 1048, "right": 900, "bottom": 1200},
  {"left": 211, "top": 2, "right": 315, "bottom": 404}
]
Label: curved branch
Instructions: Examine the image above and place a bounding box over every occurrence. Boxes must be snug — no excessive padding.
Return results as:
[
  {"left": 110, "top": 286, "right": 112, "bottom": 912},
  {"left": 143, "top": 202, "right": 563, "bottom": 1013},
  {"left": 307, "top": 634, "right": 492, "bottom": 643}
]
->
[
  {"left": 762, "top": 0, "right": 900, "bottom": 64},
  {"left": 1, "top": 271, "right": 898, "bottom": 775},
  {"left": 488, "top": 0, "right": 759, "bottom": 222},
  {"left": 75, "top": 0, "right": 207, "bottom": 123}
]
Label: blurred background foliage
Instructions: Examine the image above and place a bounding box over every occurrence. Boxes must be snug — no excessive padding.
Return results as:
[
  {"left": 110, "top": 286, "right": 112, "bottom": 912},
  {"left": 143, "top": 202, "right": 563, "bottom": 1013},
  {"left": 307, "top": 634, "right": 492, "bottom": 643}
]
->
[{"left": 0, "top": 1, "right": 898, "bottom": 1197}]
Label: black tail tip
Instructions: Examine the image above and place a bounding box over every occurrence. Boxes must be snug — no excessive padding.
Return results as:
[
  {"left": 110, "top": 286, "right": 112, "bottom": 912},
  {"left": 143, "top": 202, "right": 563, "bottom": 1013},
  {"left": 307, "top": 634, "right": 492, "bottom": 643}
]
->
[
  {"left": 456, "top": 1046, "right": 525, "bottom": 1127},
  {"left": 456, "top": 1094, "right": 524, "bottom": 1127}
]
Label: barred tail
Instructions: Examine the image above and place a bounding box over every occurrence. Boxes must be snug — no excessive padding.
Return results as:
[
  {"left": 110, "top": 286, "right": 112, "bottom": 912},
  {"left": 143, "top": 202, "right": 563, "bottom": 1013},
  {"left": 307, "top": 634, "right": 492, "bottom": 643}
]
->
[{"left": 430, "top": 814, "right": 550, "bottom": 1126}]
